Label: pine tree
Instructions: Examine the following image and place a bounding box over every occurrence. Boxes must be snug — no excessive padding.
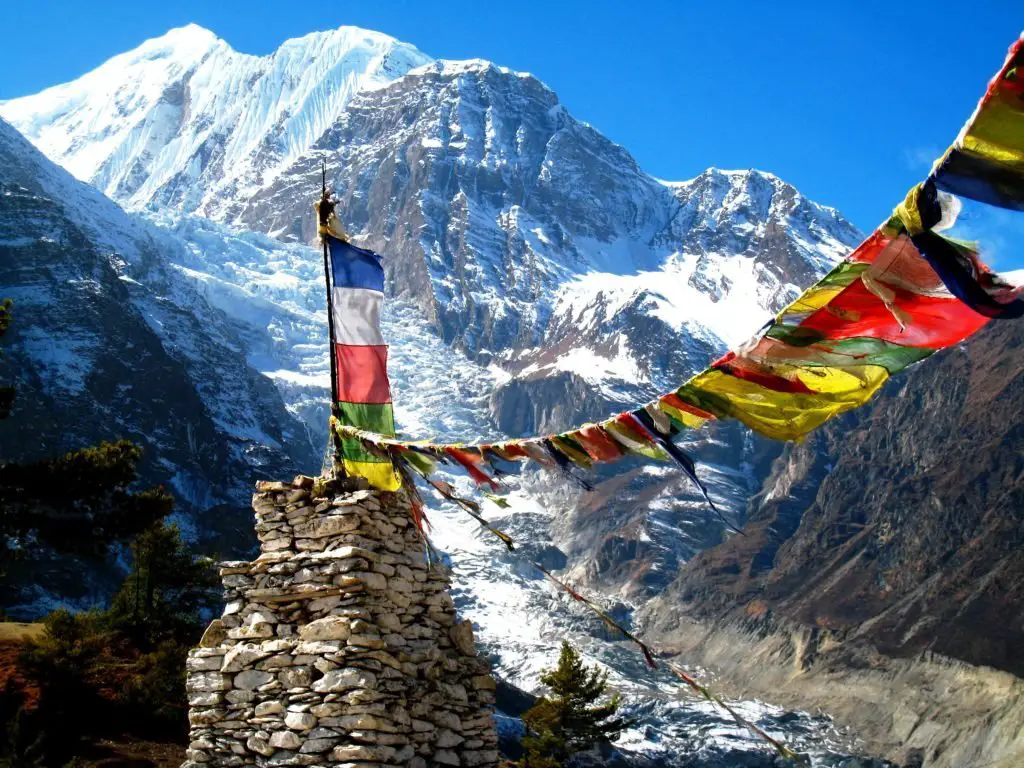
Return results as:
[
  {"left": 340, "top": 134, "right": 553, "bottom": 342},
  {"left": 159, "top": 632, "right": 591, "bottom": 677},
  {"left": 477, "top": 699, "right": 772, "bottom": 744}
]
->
[
  {"left": 0, "top": 302, "right": 173, "bottom": 574},
  {"left": 0, "top": 441, "right": 174, "bottom": 573},
  {"left": 106, "top": 521, "right": 217, "bottom": 648},
  {"left": 0, "top": 299, "right": 14, "bottom": 420},
  {"left": 520, "top": 641, "right": 632, "bottom": 767}
]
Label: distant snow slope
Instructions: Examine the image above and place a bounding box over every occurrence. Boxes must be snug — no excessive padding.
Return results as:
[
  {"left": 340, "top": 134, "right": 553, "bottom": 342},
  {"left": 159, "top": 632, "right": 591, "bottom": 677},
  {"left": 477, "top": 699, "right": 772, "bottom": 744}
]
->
[
  {"left": 2, "top": 26, "right": 884, "bottom": 763},
  {"left": 152, "top": 212, "right": 867, "bottom": 765},
  {"left": 0, "top": 24, "right": 431, "bottom": 218}
]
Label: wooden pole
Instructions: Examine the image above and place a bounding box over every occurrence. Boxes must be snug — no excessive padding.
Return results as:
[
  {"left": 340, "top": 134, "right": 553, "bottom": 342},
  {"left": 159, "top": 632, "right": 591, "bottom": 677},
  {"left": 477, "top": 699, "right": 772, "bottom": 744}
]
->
[{"left": 319, "top": 160, "right": 343, "bottom": 474}]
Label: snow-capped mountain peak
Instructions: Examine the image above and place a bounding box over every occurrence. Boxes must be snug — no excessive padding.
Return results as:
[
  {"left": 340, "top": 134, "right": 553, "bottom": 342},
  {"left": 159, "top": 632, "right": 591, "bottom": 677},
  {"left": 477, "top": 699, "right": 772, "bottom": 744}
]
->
[
  {"left": 0, "top": 24, "right": 885, "bottom": 761},
  {"left": 0, "top": 24, "right": 432, "bottom": 218}
]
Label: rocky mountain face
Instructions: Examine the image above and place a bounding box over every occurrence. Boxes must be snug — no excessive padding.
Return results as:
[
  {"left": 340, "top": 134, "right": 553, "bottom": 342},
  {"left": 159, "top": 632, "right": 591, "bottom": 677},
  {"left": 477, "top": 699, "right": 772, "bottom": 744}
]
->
[
  {"left": 0, "top": 25, "right": 920, "bottom": 763},
  {"left": 640, "top": 315, "right": 1024, "bottom": 677},
  {"left": 0, "top": 26, "right": 866, "bottom": 607},
  {"left": 0, "top": 25, "right": 431, "bottom": 219},
  {"left": 0, "top": 118, "right": 317, "bottom": 613},
  {"left": 236, "top": 59, "right": 860, "bottom": 432},
  {"left": 0, "top": 31, "right": 862, "bottom": 436}
]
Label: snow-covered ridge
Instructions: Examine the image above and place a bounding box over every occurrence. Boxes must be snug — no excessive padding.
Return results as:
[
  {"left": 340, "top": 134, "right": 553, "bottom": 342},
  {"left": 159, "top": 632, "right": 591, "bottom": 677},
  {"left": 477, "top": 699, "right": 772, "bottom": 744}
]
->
[
  {"left": 0, "top": 24, "right": 432, "bottom": 217},
  {"left": 2, "top": 24, "right": 880, "bottom": 759}
]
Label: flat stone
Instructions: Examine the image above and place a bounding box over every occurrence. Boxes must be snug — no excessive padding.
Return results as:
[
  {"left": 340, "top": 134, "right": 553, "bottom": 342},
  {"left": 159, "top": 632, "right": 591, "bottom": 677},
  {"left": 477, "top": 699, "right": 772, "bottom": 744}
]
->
[
  {"left": 186, "top": 672, "right": 232, "bottom": 693},
  {"left": 434, "top": 749, "right": 460, "bottom": 766},
  {"left": 279, "top": 666, "right": 313, "bottom": 688},
  {"left": 348, "top": 730, "right": 408, "bottom": 746},
  {"left": 334, "top": 713, "right": 398, "bottom": 733},
  {"left": 284, "top": 711, "right": 316, "bottom": 730},
  {"left": 266, "top": 749, "right": 299, "bottom": 765},
  {"left": 268, "top": 731, "right": 301, "bottom": 750},
  {"left": 350, "top": 571, "right": 387, "bottom": 591},
  {"left": 222, "top": 644, "right": 273, "bottom": 673},
  {"left": 449, "top": 620, "right": 477, "bottom": 656},
  {"left": 187, "top": 655, "right": 222, "bottom": 672},
  {"left": 298, "top": 616, "right": 350, "bottom": 641},
  {"left": 255, "top": 481, "right": 288, "bottom": 492},
  {"left": 246, "top": 734, "right": 275, "bottom": 757},
  {"left": 293, "top": 515, "right": 360, "bottom": 539},
  {"left": 389, "top": 577, "right": 414, "bottom": 593},
  {"left": 312, "top": 668, "right": 377, "bottom": 693},
  {"left": 411, "top": 719, "right": 435, "bottom": 733},
  {"left": 234, "top": 670, "right": 274, "bottom": 690},
  {"left": 225, "top": 689, "right": 255, "bottom": 704},
  {"left": 393, "top": 745, "right": 416, "bottom": 762},
  {"left": 187, "top": 692, "right": 223, "bottom": 707},
  {"left": 262, "top": 537, "right": 293, "bottom": 552},
  {"left": 286, "top": 506, "right": 314, "bottom": 521},
  {"left": 197, "top": 620, "right": 227, "bottom": 648},
  {"left": 307, "top": 595, "right": 342, "bottom": 613},
  {"left": 436, "top": 729, "right": 464, "bottom": 748},
  {"left": 294, "top": 640, "right": 344, "bottom": 655},
  {"left": 431, "top": 711, "right": 462, "bottom": 731},
  {"left": 330, "top": 745, "right": 396, "bottom": 762},
  {"left": 347, "top": 634, "right": 385, "bottom": 650},
  {"left": 310, "top": 703, "right": 344, "bottom": 717},
  {"left": 255, "top": 701, "right": 284, "bottom": 717},
  {"left": 308, "top": 727, "right": 340, "bottom": 739},
  {"left": 471, "top": 675, "right": 496, "bottom": 690},
  {"left": 314, "top": 544, "right": 377, "bottom": 562},
  {"left": 298, "top": 737, "right": 336, "bottom": 753},
  {"left": 188, "top": 708, "right": 225, "bottom": 725}
]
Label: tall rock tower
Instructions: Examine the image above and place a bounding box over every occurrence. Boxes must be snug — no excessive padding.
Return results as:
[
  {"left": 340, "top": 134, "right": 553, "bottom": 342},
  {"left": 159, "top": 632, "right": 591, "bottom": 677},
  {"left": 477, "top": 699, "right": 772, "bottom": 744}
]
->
[{"left": 182, "top": 476, "right": 500, "bottom": 767}]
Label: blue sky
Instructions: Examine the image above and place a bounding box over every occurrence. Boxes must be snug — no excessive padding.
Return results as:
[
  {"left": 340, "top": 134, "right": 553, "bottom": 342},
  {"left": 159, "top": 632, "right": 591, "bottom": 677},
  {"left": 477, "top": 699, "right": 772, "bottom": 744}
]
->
[{"left": 1, "top": 1, "right": 1022, "bottom": 266}]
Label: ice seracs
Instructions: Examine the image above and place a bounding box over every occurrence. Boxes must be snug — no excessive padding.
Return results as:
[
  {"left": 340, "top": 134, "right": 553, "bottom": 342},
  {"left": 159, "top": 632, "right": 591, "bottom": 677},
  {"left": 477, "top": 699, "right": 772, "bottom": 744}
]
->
[
  {"left": 2, "top": 25, "right": 875, "bottom": 762},
  {"left": 0, "top": 24, "right": 432, "bottom": 218}
]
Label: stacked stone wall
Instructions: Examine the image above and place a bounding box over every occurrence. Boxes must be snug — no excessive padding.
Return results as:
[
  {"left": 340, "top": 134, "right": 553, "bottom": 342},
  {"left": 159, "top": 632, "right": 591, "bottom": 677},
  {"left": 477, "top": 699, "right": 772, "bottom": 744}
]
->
[{"left": 183, "top": 476, "right": 499, "bottom": 768}]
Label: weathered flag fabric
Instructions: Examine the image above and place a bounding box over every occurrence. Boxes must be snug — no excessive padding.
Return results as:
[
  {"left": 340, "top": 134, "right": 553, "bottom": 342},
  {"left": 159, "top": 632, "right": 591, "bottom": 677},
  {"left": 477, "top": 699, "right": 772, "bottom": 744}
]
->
[
  {"left": 326, "top": 233, "right": 401, "bottom": 491},
  {"left": 332, "top": 32, "right": 1024, "bottom": 498},
  {"left": 932, "top": 34, "right": 1024, "bottom": 210}
]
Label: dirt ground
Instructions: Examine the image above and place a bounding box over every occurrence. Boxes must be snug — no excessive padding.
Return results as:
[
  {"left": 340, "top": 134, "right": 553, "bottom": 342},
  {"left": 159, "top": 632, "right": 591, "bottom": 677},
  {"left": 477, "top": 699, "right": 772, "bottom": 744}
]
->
[
  {"left": 1, "top": 624, "right": 186, "bottom": 767},
  {"left": 76, "top": 739, "right": 187, "bottom": 768},
  {"left": 0, "top": 621, "right": 44, "bottom": 642}
]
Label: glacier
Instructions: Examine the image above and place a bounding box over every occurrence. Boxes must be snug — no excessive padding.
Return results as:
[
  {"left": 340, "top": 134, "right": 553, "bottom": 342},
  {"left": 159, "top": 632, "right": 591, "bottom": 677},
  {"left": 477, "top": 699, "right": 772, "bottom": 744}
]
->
[
  {"left": 1, "top": 24, "right": 432, "bottom": 218},
  {"left": 0, "top": 23, "right": 892, "bottom": 765}
]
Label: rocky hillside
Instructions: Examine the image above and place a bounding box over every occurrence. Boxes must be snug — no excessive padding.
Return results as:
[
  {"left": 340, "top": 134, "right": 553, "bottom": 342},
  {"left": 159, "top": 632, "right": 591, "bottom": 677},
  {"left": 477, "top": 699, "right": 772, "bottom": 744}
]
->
[
  {"left": 0, "top": 25, "right": 869, "bottom": 608},
  {"left": 0, "top": 118, "right": 318, "bottom": 613},
  {"left": 0, "top": 25, "right": 431, "bottom": 218},
  {"left": 641, "top": 315, "right": 1024, "bottom": 677}
]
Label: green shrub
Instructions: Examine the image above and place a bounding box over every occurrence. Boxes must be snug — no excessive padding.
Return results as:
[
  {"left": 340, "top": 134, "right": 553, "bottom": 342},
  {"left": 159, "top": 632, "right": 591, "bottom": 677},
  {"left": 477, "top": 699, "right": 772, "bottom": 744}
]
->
[
  {"left": 116, "top": 642, "right": 190, "bottom": 740},
  {"left": 519, "top": 641, "right": 632, "bottom": 768}
]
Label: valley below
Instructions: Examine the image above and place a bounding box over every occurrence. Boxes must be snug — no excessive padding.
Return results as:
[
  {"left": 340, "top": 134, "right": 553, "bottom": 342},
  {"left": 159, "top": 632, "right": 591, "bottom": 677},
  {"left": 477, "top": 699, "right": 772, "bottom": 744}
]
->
[
  {"left": 644, "top": 608, "right": 1024, "bottom": 768},
  {"left": 1, "top": 21, "right": 1021, "bottom": 768}
]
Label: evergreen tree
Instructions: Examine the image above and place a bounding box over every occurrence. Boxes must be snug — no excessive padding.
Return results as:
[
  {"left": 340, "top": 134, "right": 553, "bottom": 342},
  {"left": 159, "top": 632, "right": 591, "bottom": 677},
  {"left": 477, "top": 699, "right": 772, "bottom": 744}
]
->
[
  {"left": 0, "top": 441, "right": 174, "bottom": 574},
  {"left": 0, "top": 299, "right": 13, "bottom": 420},
  {"left": 13, "top": 610, "right": 109, "bottom": 765},
  {"left": 104, "top": 522, "right": 217, "bottom": 738},
  {"left": 0, "top": 303, "right": 173, "bottom": 574},
  {"left": 520, "top": 641, "right": 632, "bottom": 767},
  {"left": 106, "top": 521, "right": 217, "bottom": 648}
]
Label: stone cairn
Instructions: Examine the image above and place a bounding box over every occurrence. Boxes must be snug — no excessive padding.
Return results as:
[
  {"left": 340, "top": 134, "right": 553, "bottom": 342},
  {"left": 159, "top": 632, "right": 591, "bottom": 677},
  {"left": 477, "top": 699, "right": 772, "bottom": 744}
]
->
[{"left": 183, "top": 476, "right": 500, "bottom": 768}]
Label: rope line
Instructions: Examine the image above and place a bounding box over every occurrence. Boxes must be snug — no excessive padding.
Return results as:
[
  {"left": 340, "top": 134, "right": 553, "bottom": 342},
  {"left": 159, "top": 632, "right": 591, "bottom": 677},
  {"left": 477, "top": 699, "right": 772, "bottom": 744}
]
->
[{"left": 407, "top": 478, "right": 808, "bottom": 764}]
